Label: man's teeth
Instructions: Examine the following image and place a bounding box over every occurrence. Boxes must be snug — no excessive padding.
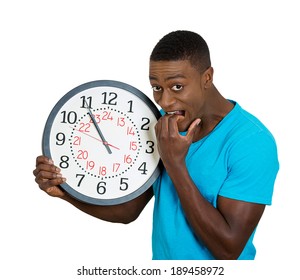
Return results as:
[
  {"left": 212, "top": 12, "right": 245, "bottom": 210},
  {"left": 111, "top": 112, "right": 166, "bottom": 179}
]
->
[{"left": 166, "top": 111, "right": 184, "bottom": 115}]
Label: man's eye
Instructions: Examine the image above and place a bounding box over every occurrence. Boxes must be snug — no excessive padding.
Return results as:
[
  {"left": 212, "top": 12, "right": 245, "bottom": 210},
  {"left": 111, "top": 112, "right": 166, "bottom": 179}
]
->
[
  {"left": 172, "top": 84, "right": 183, "bottom": 91},
  {"left": 152, "top": 86, "right": 162, "bottom": 92}
]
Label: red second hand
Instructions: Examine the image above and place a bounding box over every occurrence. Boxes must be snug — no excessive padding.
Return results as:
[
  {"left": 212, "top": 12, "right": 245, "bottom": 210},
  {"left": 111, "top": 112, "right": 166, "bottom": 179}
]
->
[{"left": 70, "top": 127, "right": 120, "bottom": 150}]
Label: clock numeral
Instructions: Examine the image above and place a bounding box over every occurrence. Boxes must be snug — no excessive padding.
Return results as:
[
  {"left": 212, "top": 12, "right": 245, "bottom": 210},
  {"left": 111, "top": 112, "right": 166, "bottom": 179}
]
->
[
  {"left": 97, "top": 181, "right": 106, "bottom": 195},
  {"left": 77, "top": 150, "right": 88, "bottom": 160},
  {"left": 86, "top": 160, "right": 95, "bottom": 170},
  {"left": 120, "top": 178, "right": 129, "bottom": 191},
  {"left": 129, "top": 141, "right": 138, "bottom": 151},
  {"left": 99, "top": 166, "right": 107, "bottom": 176},
  {"left": 127, "top": 126, "right": 135, "bottom": 136},
  {"left": 76, "top": 174, "right": 85, "bottom": 187},
  {"left": 102, "top": 92, "right": 118, "bottom": 105},
  {"left": 127, "top": 100, "right": 133, "bottom": 113},
  {"left": 59, "top": 155, "right": 69, "bottom": 169},
  {"left": 145, "top": 140, "right": 155, "bottom": 154},
  {"left": 138, "top": 162, "right": 148, "bottom": 175},
  {"left": 87, "top": 114, "right": 101, "bottom": 124},
  {"left": 117, "top": 117, "right": 125, "bottom": 127},
  {"left": 141, "top": 117, "right": 150, "bottom": 130},
  {"left": 112, "top": 163, "right": 120, "bottom": 172},
  {"left": 79, "top": 122, "right": 91, "bottom": 132},
  {"left": 60, "top": 110, "right": 77, "bottom": 124},
  {"left": 80, "top": 96, "right": 92, "bottom": 108},
  {"left": 123, "top": 154, "right": 133, "bottom": 164},
  {"left": 73, "top": 136, "right": 81, "bottom": 145},
  {"left": 102, "top": 111, "right": 113, "bottom": 121},
  {"left": 55, "top": 132, "right": 65, "bottom": 146}
]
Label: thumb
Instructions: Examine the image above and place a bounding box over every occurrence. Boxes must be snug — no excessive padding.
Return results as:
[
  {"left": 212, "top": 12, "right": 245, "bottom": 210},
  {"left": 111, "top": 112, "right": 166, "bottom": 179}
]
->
[{"left": 186, "top": 118, "right": 201, "bottom": 140}]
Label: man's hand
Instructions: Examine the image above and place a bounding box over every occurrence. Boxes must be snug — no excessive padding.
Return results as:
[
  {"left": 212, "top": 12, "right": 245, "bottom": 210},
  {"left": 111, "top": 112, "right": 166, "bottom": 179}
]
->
[
  {"left": 155, "top": 114, "right": 201, "bottom": 168},
  {"left": 33, "top": 155, "right": 66, "bottom": 198}
]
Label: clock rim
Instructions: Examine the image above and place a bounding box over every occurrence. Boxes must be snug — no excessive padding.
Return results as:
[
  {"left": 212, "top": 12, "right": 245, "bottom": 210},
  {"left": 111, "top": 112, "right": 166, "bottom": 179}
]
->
[{"left": 42, "top": 79, "right": 161, "bottom": 205}]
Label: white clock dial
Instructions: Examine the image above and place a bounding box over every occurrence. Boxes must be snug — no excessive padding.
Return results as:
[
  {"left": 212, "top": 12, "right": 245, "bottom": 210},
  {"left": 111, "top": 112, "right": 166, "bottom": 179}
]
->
[
  {"left": 70, "top": 106, "right": 141, "bottom": 179},
  {"left": 43, "top": 80, "right": 161, "bottom": 205}
]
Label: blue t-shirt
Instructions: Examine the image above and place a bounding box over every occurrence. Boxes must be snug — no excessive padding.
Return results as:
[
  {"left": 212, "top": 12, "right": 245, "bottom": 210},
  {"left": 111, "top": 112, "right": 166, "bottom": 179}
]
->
[{"left": 152, "top": 101, "right": 279, "bottom": 260}]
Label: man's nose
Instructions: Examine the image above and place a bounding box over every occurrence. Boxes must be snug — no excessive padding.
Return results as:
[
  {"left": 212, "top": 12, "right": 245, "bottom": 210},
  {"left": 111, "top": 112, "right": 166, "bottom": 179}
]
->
[{"left": 158, "top": 91, "right": 176, "bottom": 109}]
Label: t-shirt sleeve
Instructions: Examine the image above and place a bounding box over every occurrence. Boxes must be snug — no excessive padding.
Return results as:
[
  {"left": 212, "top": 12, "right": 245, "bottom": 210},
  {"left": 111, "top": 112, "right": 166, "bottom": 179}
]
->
[{"left": 218, "top": 131, "right": 279, "bottom": 205}]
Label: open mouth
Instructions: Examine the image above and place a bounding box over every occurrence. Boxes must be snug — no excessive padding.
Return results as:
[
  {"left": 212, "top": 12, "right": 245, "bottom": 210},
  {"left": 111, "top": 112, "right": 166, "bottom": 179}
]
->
[{"left": 166, "top": 110, "right": 185, "bottom": 116}]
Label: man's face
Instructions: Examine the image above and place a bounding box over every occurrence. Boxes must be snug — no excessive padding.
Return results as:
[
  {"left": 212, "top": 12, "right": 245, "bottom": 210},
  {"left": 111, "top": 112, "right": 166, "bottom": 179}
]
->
[{"left": 149, "top": 60, "right": 206, "bottom": 132}]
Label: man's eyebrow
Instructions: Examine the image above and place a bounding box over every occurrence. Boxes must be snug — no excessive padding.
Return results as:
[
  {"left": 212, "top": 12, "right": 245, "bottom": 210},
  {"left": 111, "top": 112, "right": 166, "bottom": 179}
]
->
[
  {"left": 149, "top": 75, "right": 157, "bottom": 81},
  {"left": 149, "top": 74, "right": 186, "bottom": 82}
]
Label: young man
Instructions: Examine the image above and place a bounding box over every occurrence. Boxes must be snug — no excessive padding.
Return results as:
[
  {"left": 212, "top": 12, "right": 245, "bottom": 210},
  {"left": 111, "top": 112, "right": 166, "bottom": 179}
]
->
[{"left": 33, "top": 30, "right": 279, "bottom": 260}]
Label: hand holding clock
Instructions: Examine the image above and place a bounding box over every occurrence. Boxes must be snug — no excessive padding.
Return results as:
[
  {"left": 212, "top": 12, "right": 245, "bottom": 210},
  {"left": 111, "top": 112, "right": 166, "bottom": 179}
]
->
[
  {"left": 33, "top": 154, "right": 155, "bottom": 224},
  {"left": 33, "top": 156, "right": 66, "bottom": 198}
]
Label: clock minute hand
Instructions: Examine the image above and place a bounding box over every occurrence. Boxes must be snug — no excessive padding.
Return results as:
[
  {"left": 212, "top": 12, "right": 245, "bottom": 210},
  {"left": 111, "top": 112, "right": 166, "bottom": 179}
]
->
[{"left": 86, "top": 105, "right": 112, "bottom": 154}]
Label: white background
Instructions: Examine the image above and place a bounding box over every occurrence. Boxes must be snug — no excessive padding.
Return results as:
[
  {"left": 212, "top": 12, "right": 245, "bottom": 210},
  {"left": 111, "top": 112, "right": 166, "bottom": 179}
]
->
[{"left": 1, "top": 0, "right": 299, "bottom": 279}]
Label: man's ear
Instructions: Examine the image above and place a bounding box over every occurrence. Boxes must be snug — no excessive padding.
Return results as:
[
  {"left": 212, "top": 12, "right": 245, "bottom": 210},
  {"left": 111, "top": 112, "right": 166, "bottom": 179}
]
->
[{"left": 202, "top": 67, "right": 214, "bottom": 89}]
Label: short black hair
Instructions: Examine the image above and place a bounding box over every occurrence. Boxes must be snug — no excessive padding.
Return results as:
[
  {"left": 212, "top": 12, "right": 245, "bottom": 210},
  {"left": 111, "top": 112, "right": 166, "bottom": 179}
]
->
[{"left": 150, "top": 30, "right": 211, "bottom": 73}]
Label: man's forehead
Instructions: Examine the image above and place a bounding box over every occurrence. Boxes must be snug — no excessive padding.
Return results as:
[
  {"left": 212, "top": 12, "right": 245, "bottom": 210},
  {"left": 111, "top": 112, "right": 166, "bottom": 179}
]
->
[{"left": 149, "top": 60, "right": 193, "bottom": 81}]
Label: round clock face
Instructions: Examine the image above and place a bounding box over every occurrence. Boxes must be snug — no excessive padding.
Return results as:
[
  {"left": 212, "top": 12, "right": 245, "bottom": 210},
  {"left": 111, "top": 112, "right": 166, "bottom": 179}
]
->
[{"left": 42, "top": 80, "right": 161, "bottom": 205}]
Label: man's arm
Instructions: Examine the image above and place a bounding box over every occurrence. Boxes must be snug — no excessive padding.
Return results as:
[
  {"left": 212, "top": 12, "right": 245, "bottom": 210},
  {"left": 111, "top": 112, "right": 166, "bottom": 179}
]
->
[
  {"left": 33, "top": 155, "right": 153, "bottom": 224},
  {"left": 167, "top": 164, "right": 265, "bottom": 259},
  {"left": 155, "top": 115, "right": 265, "bottom": 259}
]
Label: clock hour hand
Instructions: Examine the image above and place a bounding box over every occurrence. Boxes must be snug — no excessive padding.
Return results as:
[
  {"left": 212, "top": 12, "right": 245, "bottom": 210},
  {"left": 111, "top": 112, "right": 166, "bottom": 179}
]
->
[{"left": 85, "top": 104, "right": 112, "bottom": 154}]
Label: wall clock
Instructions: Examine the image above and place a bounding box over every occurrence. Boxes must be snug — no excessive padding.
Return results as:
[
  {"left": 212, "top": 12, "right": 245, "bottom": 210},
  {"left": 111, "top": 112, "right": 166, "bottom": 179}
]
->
[{"left": 42, "top": 80, "right": 161, "bottom": 205}]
